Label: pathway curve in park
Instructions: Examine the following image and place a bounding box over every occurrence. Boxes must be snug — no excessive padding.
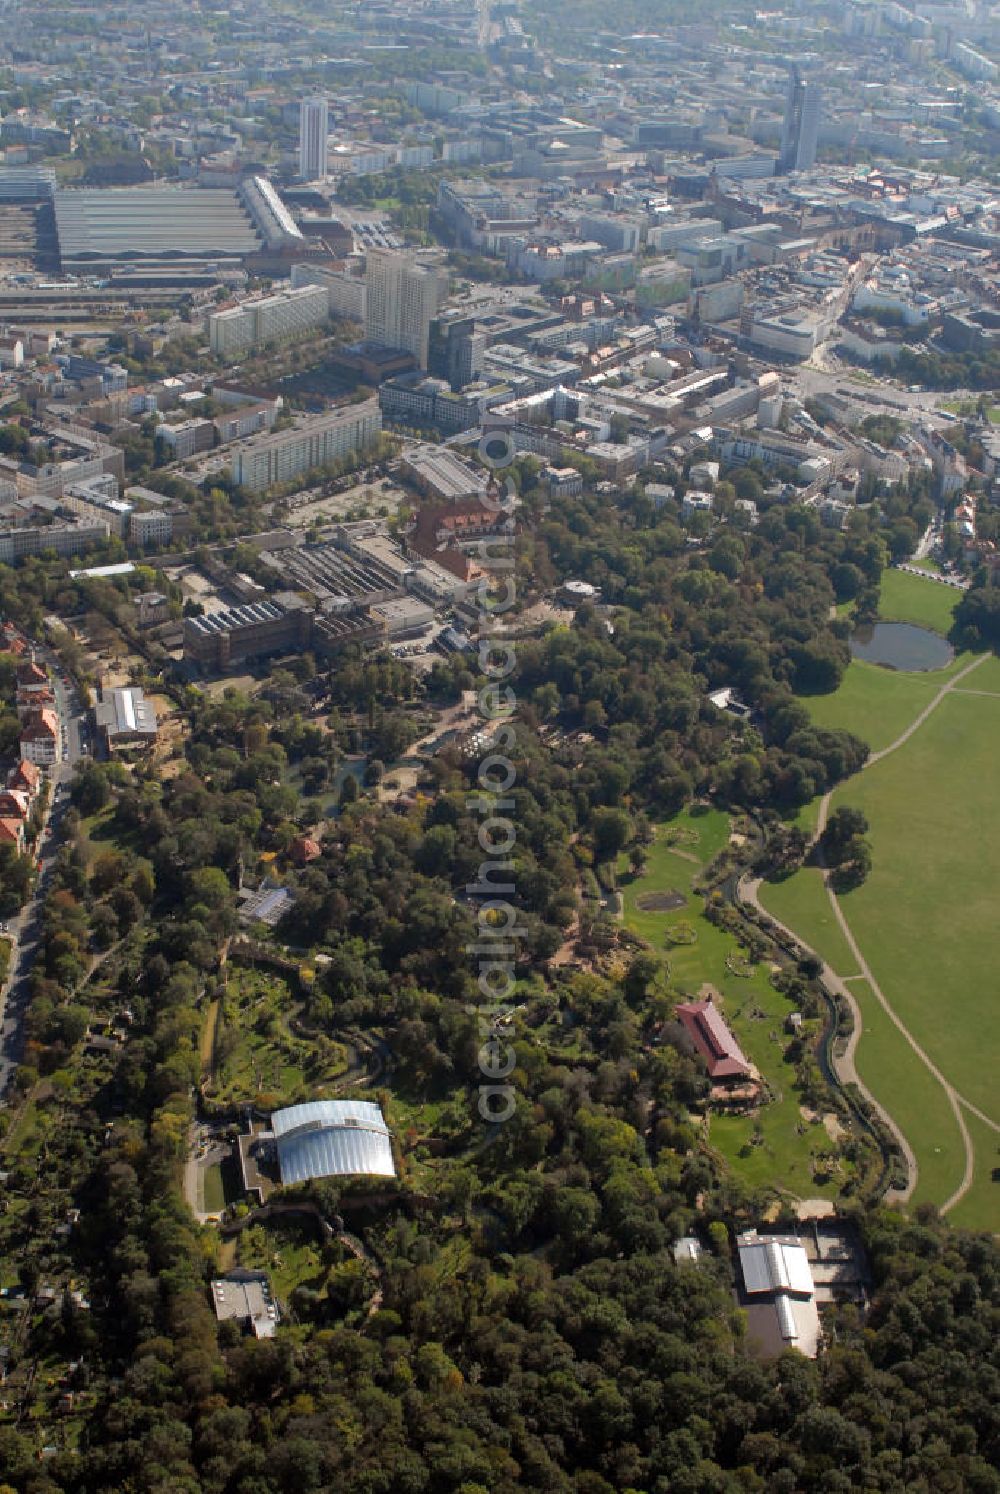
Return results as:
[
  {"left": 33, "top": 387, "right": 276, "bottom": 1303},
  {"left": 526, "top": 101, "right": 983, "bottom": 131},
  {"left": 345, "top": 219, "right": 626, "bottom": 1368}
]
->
[
  {"left": 745, "top": 652, "right": 997, "bottom": 1214},
  {"left": 738, "top": 872, "right": 918, "bottom": 1205},
  {"left": 813, "top": 652, "right": 996, "bottom": 1215}
]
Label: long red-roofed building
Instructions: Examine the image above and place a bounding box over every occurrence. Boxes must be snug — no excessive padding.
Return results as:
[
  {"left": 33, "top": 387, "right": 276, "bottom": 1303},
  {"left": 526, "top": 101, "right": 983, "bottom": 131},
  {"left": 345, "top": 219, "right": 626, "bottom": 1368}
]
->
[{"left": 675, "top": 997, "right": 751, "bottom": 1081}]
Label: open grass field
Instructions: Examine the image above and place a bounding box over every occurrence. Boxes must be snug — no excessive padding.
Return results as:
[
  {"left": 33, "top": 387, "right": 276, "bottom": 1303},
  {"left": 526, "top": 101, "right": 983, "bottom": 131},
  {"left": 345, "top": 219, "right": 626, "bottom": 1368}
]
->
[
  {"left": 878, "top": 568, "right": 961, "bottom": 635},
  {"left": 835, "top": 688, "right": 999, "bottom": 1121},
  {"left": 805, "top": 570, "right": 968, "bottom": 750},
  {"left": 805, "top": 659, "right": 948, "bottom": 752},
  {"left": 617, "top": 806, "right": 729, "bottom": 951},
  {"left": 618, "top": 809, "right": 863, "bottom": 1203},
  {"left": 949, "top": 1108, "right": 1000, "bottom": 1233},
  {"left": 202, "top": 1162, "right": 227, "bottom": 1214},
  {"left": 760, "top": 864, "right": 858, "bottom": 978},
  {"left": 760, "top": 869, "right": 969, "bottom": 1211},
  {"left": 844, "top": 977, "right": 967, "bottom": 1212},
  {"left": 955, "top": 651, "right": 1000, "bottom": 694},
  {"left": 763, "top": 632, "right": 1000, "bottom": 1226}
]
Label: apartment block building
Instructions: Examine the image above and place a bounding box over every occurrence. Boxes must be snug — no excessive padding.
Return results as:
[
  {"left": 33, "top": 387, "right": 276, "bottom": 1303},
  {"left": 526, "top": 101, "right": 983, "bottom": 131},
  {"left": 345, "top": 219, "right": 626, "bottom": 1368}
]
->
[
  {"left": 213, "top": 402, "right": 276, "bottom": 443},
  {"left": 291, "top": 261, "right": 367, "bottom": 321},
  {"left": 158, "top": 418, "right": 215, "bottom": 460},
  {"left": 128, "top": 506, "right": 187, "bottom": 548},
  {"left": 0, "top": 502, "right": 110, "bottom": 563},
  {"left": 209, "top": 284, "right": 329, "bottom": 357},
  {"left": 229, "top": 400, "right": 381, "bottom": 494}
]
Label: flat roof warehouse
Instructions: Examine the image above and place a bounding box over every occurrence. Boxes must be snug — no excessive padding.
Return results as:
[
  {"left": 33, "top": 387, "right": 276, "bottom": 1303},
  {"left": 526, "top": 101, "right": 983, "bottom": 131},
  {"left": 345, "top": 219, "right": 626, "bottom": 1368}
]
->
[{"left": 94, "top": 685, "right": 158, "bottom": 747}]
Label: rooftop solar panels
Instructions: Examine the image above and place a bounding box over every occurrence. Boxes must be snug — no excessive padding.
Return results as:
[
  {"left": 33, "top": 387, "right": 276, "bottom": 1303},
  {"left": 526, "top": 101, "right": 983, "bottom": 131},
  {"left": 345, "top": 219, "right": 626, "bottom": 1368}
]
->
[
  {"left": 238, "top": 884, "right": 295, "bottom": 928},
  {"left": 186, "top": 601, "right": 283, "bottom": 636}
]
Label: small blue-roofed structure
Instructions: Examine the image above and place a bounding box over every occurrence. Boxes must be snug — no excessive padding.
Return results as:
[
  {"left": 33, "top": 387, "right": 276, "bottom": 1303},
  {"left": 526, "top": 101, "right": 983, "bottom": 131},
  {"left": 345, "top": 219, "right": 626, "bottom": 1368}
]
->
[
  {"left": 237, "top": 881, "right": 295, "bottom": 928},
  {"left": 271, "top": 1100, "right": 395, "bottom": 1185}
]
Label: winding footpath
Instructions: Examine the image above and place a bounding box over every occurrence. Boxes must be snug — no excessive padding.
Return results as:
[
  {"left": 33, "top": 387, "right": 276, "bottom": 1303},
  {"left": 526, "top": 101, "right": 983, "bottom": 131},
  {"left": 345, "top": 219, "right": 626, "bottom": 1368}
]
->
[
  {"left": 744, "top": 652, "right": 998, "bottom": 1214},
  {"left": 739, "top": 872, "right": 918, "bottom": 1206}
]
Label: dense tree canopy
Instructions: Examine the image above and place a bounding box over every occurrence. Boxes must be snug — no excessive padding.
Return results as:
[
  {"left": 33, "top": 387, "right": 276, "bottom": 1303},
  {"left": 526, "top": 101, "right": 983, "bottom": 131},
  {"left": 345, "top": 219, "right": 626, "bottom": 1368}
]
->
[{"left": 0, "top": 454, "right": 995, "bottom": 1494}]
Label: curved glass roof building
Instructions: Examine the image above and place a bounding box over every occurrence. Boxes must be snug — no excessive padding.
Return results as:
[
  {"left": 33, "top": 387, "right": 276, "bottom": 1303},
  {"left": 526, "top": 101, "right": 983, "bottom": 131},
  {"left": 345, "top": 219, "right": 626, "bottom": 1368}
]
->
[{"left": 271, "top": 1100, "right": 395, "bottom": 1185}]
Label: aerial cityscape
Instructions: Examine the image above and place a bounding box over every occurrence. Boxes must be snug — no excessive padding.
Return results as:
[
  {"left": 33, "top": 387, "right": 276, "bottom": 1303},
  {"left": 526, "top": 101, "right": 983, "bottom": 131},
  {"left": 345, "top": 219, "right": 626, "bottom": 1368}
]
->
[{"left": 0, "top": 0, "right": 997, "bottom": 1487}]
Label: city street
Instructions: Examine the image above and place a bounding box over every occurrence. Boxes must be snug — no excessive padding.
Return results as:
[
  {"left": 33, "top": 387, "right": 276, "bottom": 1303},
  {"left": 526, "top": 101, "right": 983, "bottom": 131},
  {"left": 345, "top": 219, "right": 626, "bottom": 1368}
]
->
[
  {"left": 0, "top": 649, "right": 86, "bottom": 1095},
  {"left": 789, "top": 354, "right": 972, "bottom": 426}
]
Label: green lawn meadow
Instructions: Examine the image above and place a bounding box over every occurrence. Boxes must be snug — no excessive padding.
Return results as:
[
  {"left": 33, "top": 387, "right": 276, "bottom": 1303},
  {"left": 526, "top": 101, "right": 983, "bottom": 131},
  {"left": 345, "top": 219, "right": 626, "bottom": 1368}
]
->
[
  {"left": 760, "top": 864, "right": 858, "bottom": 978},
  {"left": 758, "top": 566, "right": 1000, "bottom": 1226},
  {"left": 877, "top": 567, "right": 961, "bottom": 635},
  {"left": 957, "top": 651, "right": 1000, "bottom": 694},
  {"left": 948, "top": 1107, "right": 1000, "bottom": 1233},
  {"left": 806, "top": 568, "right": 969, "bottom": 750},
  {"left": 806, "top": 660, "right": 949, "bottom": 753},
  {"left": 834, "top": 689, "right": 1000, "bottom": 1122}
]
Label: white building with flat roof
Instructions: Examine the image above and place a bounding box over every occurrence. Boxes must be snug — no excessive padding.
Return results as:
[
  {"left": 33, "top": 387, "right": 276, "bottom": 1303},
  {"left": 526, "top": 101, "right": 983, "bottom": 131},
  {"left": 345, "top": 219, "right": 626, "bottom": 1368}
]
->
[
  {"left": 292, "top": 261, "right": 367, "bottom": 321},
  {"left": 736, "top": 1231, "right": 821, "bottom": 1358},
  {"left": 211, "top": 1271, "right": 279, "bottom": 1338},
  {"left": 229, "top": 400, "right": 381, "bottom": 494},
  {"left": 209, "top": 284, "right": 329, "bottom": 357}
]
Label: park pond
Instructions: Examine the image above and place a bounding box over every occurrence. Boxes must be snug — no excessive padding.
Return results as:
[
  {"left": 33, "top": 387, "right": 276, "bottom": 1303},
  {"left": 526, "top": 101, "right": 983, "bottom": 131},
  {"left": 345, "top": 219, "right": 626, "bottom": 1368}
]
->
[{"left": 850, "top": 621, "right": 953, "bottom": 672}]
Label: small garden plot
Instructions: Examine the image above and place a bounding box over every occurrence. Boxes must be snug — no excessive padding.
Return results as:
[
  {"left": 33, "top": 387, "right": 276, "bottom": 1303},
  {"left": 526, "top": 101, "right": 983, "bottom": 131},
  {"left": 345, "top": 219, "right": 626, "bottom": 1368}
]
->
[
  {"left": 208, "top": 966, "right": 347, "bottom": 1110},
  {"left": 635, "top": 889, "right": 687, "bottom": 913}
]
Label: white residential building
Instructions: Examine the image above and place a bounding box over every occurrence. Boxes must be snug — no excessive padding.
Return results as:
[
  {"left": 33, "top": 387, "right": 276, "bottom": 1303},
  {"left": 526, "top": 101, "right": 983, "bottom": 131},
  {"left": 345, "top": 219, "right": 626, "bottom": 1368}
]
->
[
  {"left": 130, "top": 508, "right": 177, "bottom": 547},
  {"left": 229, "top": 400, "right": 382, "bottom": 494},
  {"left": 682, "top": 489, "right": 714, "bottom": 518},
  {"left": 0, "top": 337, "right": 25, "bottom": 370},
  {"left": 62, "top": 474, "right": 132, "bottom": 538},
  {"left": 953, "top": 42, "right": 998, "bottom": 82},
  {"left": 208, "top": 285, "right": 329, "bottom": 357},
  {"left": 209, "top": 305, "right": 254, "bottom": 359},
  {"left": 291, "top": 261, "right": 367, "bottom": 321},
  {"left": 157, "top": 419, "right": 214, "bottom": 460},
  {"left": 19, "top": 708, "right": 60, "bottom": 765}
]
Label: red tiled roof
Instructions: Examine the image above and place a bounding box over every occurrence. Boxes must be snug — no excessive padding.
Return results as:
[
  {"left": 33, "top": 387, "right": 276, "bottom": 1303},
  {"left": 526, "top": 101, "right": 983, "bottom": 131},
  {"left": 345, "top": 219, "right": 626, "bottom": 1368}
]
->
[
  {"left": 20, "top": 707, "right": 59, "bottom": 742},
  {"left": 675, "top": 998, "right": 751, "bottom": 1080},
  {"left": 16, "top": 660, "right": 48, "bottom": 687},
  {"left": 0, "top": 817, "right": 24, "bottom": 845},
  {"left": 8, "top": 759, "right": 40, "bottom": 791},
  {"left": 0, "top": 790, "right": 30, "bottom": 819},
  {"left": 289, "top": 836, "right": 321, "bottom": 865}
]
